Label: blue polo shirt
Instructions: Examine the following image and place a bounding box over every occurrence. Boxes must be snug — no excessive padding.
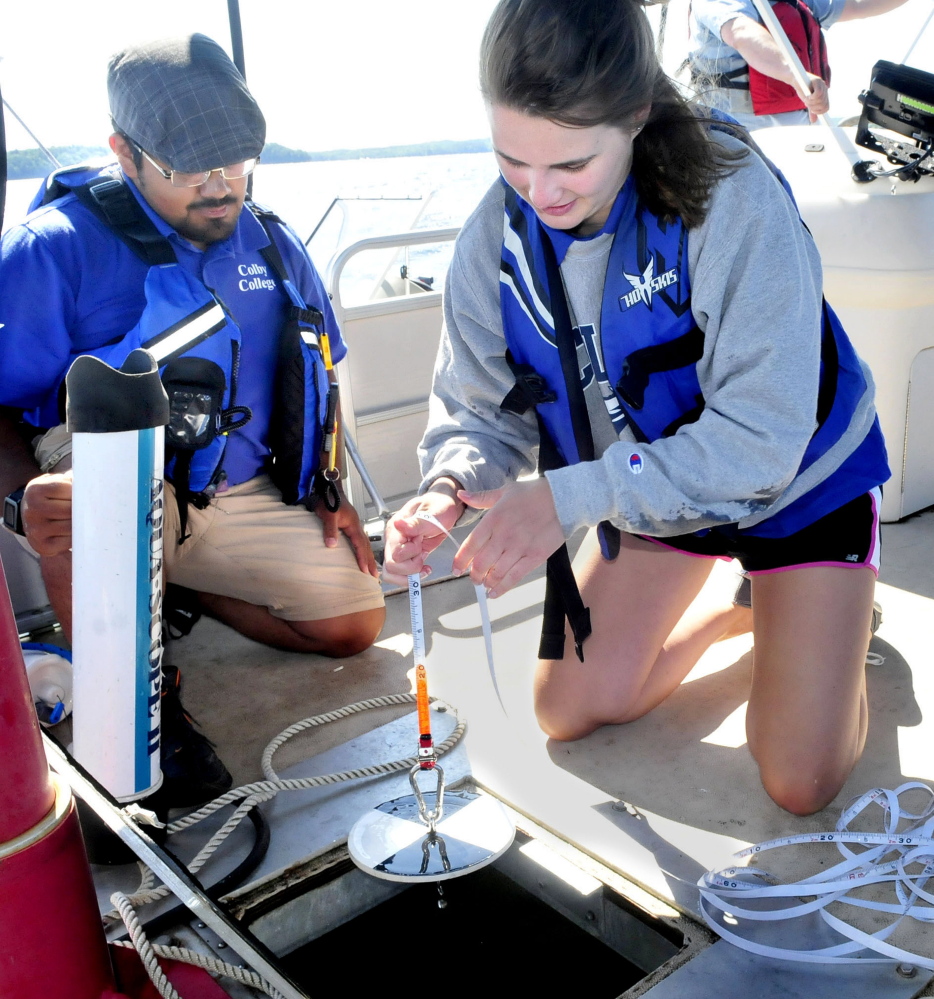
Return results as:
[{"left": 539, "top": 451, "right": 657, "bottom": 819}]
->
[{"left": 0, "top": 170, "right": 344, "bottom": 487}]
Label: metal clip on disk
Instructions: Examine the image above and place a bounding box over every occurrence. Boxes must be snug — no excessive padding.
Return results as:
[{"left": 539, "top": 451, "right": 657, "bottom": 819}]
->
[{"left": 409, "top": 762, "right": 445, "bottom": 834}]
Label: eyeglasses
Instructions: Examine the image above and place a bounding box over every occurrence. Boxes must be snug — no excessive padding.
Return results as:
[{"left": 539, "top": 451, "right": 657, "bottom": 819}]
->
[{"left": 137, "top": 145, "right": 258, "bottom": 188}]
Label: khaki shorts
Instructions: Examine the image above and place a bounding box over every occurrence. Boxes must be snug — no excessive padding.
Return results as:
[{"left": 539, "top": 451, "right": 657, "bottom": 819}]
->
[{"left": 29, "top": 426, "right": 384, "bottom": 622}]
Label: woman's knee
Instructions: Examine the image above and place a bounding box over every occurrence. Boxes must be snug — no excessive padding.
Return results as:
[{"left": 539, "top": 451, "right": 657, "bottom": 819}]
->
[
  {"left": 534, "top": 702, "right": 596, "bottom": 742},
  {"left": 533, "top": 673, "right": 646, "bottom": 742},
  {"left": 758, "top": 761, "right": 850, "bottom": 816}
]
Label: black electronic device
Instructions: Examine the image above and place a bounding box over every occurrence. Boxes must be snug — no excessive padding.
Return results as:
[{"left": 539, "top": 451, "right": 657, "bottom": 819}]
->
[
  {"left": 854, "top": 60, "right": 934, "bottom": 181},
  {"left": 2, "top": 486, "right": 26, "bottom": 536}
]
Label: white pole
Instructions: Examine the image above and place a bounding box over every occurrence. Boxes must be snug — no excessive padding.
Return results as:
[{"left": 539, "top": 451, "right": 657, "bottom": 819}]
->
[
  {"left": 903, "top": 8, "right": 934, "bottom": 65},
  {"left": 67, "top": 350, "right": 169, "bottom": 802},
  {"left": 749, "top": 0, "right": 860, "bottom": 163}
]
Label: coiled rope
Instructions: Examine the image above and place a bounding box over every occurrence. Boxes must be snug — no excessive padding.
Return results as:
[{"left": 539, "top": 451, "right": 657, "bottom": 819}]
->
[
  {"left": 112, "top": 892, "right": 285, "bottom": 999},
  {"left": 111, "top": 692, "right": 466, "bottom": 997}
]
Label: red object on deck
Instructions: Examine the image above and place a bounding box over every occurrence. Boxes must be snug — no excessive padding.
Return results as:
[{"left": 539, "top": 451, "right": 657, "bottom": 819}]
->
[
  {"left": 0, "top": 559, "right": 116, "bottom": 997},
  {"left": 106, "top": 946, "right": 235, "bottom": 998},
  {"left": 0, "top": 557, "right": 55, "bottom": 842}
]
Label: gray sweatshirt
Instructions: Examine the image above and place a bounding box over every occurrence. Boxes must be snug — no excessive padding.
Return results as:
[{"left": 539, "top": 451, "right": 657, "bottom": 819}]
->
[{"left": 418, "top": 133, "right": 879, "bottom": 539}]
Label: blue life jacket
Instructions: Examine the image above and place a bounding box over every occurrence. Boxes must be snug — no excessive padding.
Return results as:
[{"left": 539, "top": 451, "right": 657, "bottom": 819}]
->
[
  {"left": 499, "top": 175, "right": 888, "bottom": 540},
  {"left": 35, "top": 165, "right": 332, "bottom": 526}
]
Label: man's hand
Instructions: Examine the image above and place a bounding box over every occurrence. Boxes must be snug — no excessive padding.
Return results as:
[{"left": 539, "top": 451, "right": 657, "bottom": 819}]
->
[
  {"left": 800, "top": 73, "right": 829, "bottom": 121},
  {"left": 383, "top": 481, "right": 465, "bottom": 586},
  {"left": 316, "top": 496, "right": 380, "bottom": 577},
  {"left": 22, "top": 470, "right": 73, "bottom": 556},
  {"left": 453, "top": 477, "right": 565, "bottom": 598}
]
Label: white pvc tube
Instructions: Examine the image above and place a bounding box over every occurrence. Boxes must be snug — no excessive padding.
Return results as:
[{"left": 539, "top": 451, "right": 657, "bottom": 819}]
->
[
  {"left": 71, "top": 427, "right": 165, "bottom": 801},
  {"left": 67, "top": 349, "right": 169, "bottom": 803}
]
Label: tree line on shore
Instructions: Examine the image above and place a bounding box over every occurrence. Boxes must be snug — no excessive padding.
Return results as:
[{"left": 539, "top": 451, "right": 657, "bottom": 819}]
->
[{"left": 7, "top": 138, "right": 492, "bottom": 179}]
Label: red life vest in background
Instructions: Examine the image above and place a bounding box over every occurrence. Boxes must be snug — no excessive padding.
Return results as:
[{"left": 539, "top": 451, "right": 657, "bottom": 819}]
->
[{"left": 748, "top": 0, "right": 831, "bottom": 114}]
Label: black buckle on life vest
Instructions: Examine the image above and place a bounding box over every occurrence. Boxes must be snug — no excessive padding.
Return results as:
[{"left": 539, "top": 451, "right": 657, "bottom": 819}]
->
[
  {"left": 615, "top": 325, "right": 705, "bottom": 411},
  {"left": 292, "top": 305, "right": 325, "bottom": 343},
  {"left": 501, "top": 352, "right": 558, "bottom": 416}
]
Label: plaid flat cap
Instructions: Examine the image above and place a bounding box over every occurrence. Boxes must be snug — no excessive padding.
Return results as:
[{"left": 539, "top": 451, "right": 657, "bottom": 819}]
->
[{"left": 108, "top": 33, "right": 266, "bottom": 173}]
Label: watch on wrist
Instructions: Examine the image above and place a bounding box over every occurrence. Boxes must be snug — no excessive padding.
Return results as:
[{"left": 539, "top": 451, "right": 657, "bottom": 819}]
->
[{"left": 2, "top": 486, "right": 27, "bottom": 537}]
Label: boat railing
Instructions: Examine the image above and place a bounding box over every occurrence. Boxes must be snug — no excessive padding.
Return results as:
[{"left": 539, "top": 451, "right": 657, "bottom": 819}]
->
[
  {"left": 328, "top": 226, "right": 460, "bottom": 521},
  {"left": 304, "top": 193, "right": 429, "bottom": 253}
]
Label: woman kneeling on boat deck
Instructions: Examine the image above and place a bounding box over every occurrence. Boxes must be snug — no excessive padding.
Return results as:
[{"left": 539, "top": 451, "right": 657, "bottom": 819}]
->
[{"left": 383, "top": 0, "right": 889, "bottom": 816}]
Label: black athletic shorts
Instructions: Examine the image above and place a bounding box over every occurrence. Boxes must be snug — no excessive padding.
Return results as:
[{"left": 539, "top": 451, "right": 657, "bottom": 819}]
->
[{"left": 638, "top": 487, "right": 881, "bottom": 576}]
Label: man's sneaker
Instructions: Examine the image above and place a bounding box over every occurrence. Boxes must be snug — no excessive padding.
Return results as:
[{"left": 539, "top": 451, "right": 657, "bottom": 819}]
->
[
  {"left": 159, "top": 664, "right": 233, "bottom": 809},
  {"left": 163, "top": 584, "right": 203, "bottom": 639}
]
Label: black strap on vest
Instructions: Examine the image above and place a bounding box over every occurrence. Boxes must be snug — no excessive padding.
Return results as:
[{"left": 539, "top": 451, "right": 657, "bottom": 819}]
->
[
  {"left": 615, "top": 326, "right": 705, "bottom": 411},
  {"left": 709, "top": 66, "right": 751, "bottom": 91},
  {"left": 171, "top": 451, "right": 196, "bottom": 543},
  {"left": 501, "top": 350, "right": 558, "bottom": 414},
  {"left": 250, "top": 201, "right": 289, "bottom": 276},
  {"left": 531, "top": 237, "right": 595, "bottom": 662},
  {"left": 252, "top": 203, "right": 332, "bottom": 367},
  {"left": 536, "top": 427, "right": 593, "bottom": 661},
  {"left": 69, "top": 178, "right": 177, "bottom": 266},
  {"left": 541, "top": 236, "right": 595, "bottom": 465}
]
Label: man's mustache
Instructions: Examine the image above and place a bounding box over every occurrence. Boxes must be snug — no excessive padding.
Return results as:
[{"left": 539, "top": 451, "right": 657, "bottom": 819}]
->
[{"left": 188, "top": 196, "right": 238, "bottom": 210}]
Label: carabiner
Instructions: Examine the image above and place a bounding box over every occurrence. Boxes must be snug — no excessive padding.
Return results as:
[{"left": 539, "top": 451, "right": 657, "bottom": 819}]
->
[{"left": 410, "top": 761, "right": 446, "bottom": 833}]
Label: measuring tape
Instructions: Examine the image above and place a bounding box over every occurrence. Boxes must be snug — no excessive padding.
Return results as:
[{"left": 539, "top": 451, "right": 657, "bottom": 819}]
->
[
  {"left": 407, "top": 573, "right": 436, "bottom": 770},
  {"left": 698, "top": 782, "right": 934, "bottom": 969},
  {"left": 406, "top": 512, "right": 504, "bottom": 713}
]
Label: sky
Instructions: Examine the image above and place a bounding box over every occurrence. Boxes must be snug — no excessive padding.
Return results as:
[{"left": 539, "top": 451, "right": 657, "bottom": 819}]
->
[
  {"left": 1, "top": 1, "right": 501, "bottom": 153},
  {"left": 1, "top": 0, "right": 932, "bottom": 155}
]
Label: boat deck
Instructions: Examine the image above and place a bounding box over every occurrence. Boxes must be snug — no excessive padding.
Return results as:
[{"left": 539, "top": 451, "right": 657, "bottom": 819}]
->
[{"left": 98, "top": 503, "right": 934, "bottom": 997}]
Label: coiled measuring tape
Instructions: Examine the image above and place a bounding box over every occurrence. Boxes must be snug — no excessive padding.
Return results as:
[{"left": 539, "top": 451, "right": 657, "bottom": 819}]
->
[{"left": 698, "top": 782, "right": 934, "bottom": 969}]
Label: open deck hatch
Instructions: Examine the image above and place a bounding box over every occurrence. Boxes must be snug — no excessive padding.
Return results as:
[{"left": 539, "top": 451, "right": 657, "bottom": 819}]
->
[{"left": 226, "top": 804, "right": 697, "bottom": 999}]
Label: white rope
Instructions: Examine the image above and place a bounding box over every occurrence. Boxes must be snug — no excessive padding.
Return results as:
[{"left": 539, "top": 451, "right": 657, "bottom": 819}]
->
[
  {"left": 103, "top": 791, "right": 277, "bottom": 920},
  {"left": 106, "top": 691, "right": 466, "bottom": 958},
  {"left": 699, "top": 782, "right": 934, "bottom": 968},
  {"left": 111, "top": 892, "right": 182, "bottom": 999},
  {"left": 135, "top": 860, "right": 156, "bottom": 896},
  {"left": 112, "top": 895, "right": 284, "bottom": 999}
]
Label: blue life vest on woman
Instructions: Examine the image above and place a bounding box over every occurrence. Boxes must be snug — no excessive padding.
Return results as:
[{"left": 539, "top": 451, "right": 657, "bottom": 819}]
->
[
  {"left": 35, "top": 166, "right": 330, "bottom": 512},
  {"left": 499, "top": 173, "right": 888, "bottom": 541}
]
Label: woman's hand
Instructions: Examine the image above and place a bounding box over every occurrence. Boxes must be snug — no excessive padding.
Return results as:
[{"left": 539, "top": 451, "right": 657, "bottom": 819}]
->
[
  {"left": 453, "top": 477, "right": 565, "bottom": 597},
  {"left": 382, "top": 478, "right": 465, "bottom": 585}
]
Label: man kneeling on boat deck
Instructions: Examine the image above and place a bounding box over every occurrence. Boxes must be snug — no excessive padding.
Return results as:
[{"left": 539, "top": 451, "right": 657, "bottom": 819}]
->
[{"left": 0, "top": 34, "right": 385, "bottom": 807}]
